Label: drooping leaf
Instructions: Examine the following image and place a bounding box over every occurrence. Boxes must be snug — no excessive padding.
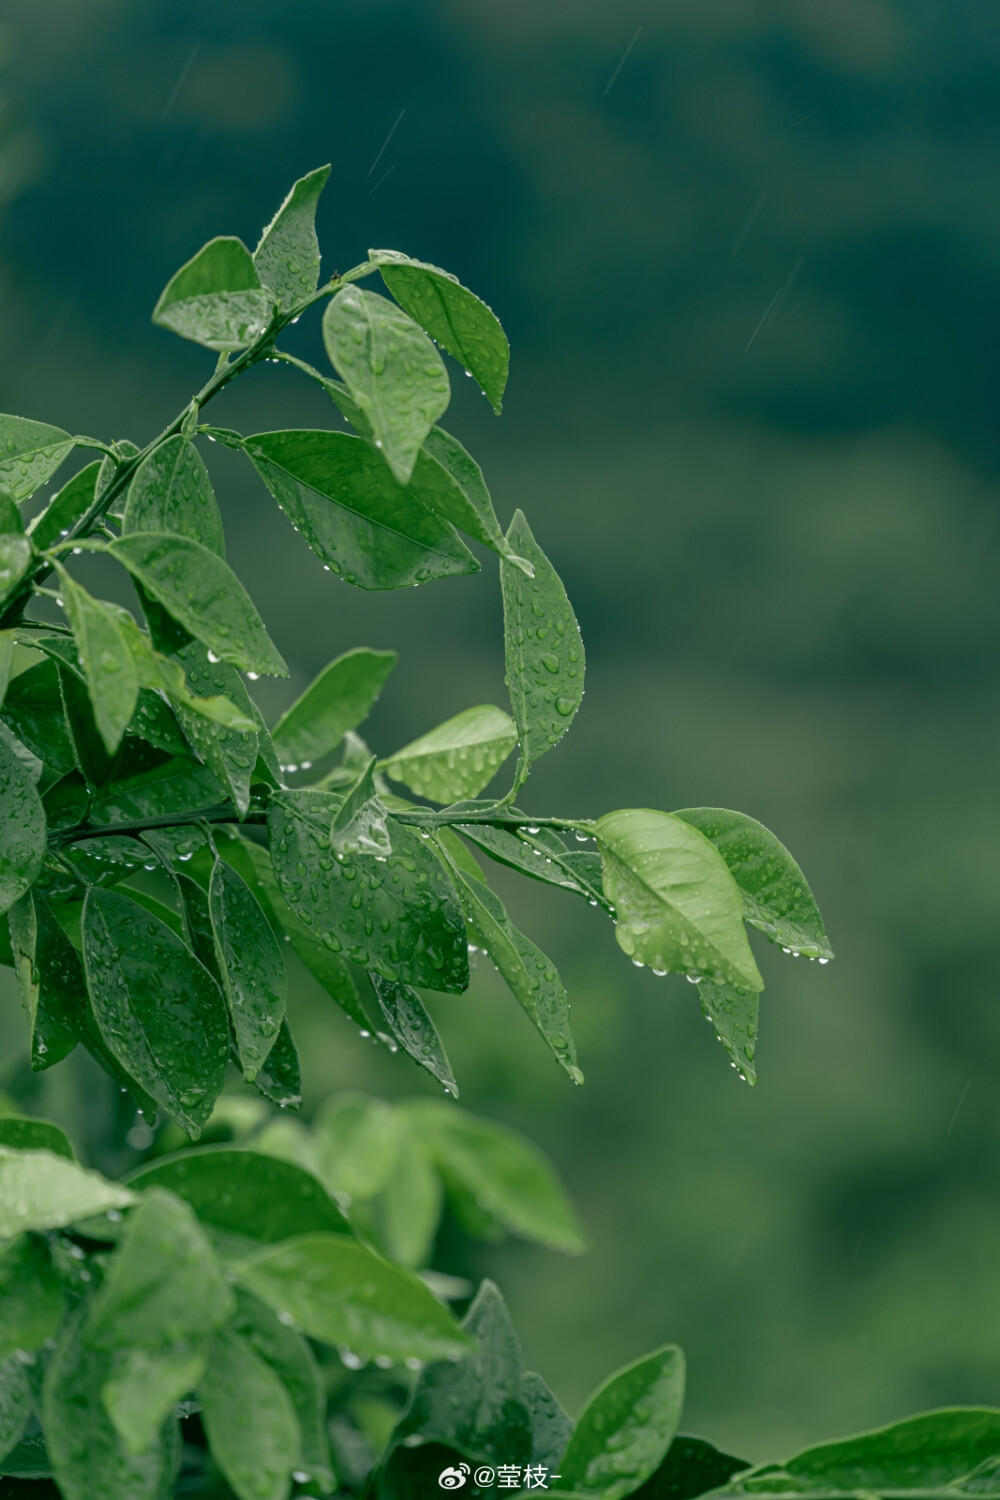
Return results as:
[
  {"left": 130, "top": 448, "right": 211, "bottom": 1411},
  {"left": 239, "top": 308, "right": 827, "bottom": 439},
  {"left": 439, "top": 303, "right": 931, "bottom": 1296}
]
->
[
  {"left": 209, "top": 854, "right": 287, "bottom": 1079},
  {"left": 55, "top": 570, "right": 139, "bottom": 754},
  {"left": 322, "top": 285, "right": 450, "bottom": 484},
  {"left": 0, "top": 1357, "right": 32, "bottom": 1467},
  {"left": 629, "top": 1436, "right": 751, "bottom": 1500},
  {"left": 271, "top": 647, "right": 397, "bottom": 767},
  {"left": 0, "top": 1148, "right": 134, "bottom": 1237},
  {"left": 375, "top": 1131, "right": 442, "bottom": 1270},
  {"left": 456, "top": 820, "right": 597, "bottom": 905},
  {"left": 0, "top": 730, "right": 46, "bottom": 915},
  {"left": 252, "top": 1017, "right": 303, "bottom": 1110},
  {"left": 406, "top": 1100, "right": 586, "bottom": 1256},
  {"left": 373, "top": 251, "right": 510, "bottom": 413},
  {"left": 331, "top": 756, "right": 392, "bottom": 857},
  {"left": 237, "top": 1233, "right": 473, "bottom": 1363},
  {"left": 28, "top": 460, "right": 100, "bottom": 551},
  {"left": 310, "top": 1093, "right": 403, "bottom": 1201},
  {"left": 152, "top": 236, "right": 274, "bottom": 351},
  {"left": 269, "top": 789, "right": 469, "bottom": 992},
  {"left": 254, "top": 165, "right": 331, "bottom": 310},
  {"left": 245, "top": 430, "right": 478, "bottom": 591},
  {"left": 200, "top": 1324, "right": 300, "bottom": 1500},
  {"left": 501, "top": 510, "right": 585, "bottom": 777},
  {"left": 122, "top": 434, "right": 225, "bottom": 556},
  {"left": 82, "top": 888, "right": 230, "bottom": 1136},
  {"left": 555, "top": 1345, "right": 686, "bottom": 1500},
  {"left": 368, "top": 972, "right": 458, "bottom": 1097},
  {"left": 107, "top": 531, "right": 287, "bottom": 677},
  {"left": 0, "top": 416, "right": 74, "bottom": 501},
  {"left": 698, "top": 981, "right": 758, "bottom": 1085},
  {"left": 421, "top": 427, "right": 528, "bottom": 568},
  {"left": 7, "top": 890, "right": 86, "bottom": 1069},
  {"left": 382, "top": 706, "right": 517, "bottom": 804},
  {"left": 452, "top": 867, "right": 582, "bottom": 1084},
  {"left": 102, "top": 1342, "right": 207, "bottom": 1457},
  {"left": 1, "top": 658, "right": 76, "bottom": 773},
  {"left": 673, "top": 808, "right": 833, "bottom": 961},
  {"left": 0, "top": 1236, "right": 65, "bottom": 1362},
  {"left": 57, "top": 662, "right": 115, "bottom": 786},
  {"left": 0, "top": 1116, "right": 73, "bottom": 1158},
  {"left": 171, "top": 641, "right": 259, "bottom": 815}
]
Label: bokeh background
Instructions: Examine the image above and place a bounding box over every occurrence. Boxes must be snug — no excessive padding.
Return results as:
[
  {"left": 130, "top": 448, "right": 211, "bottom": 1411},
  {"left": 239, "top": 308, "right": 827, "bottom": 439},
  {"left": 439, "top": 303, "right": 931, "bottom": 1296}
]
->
[{"left": 2, "top": 0, "right": 1000, "bottom": 1462}]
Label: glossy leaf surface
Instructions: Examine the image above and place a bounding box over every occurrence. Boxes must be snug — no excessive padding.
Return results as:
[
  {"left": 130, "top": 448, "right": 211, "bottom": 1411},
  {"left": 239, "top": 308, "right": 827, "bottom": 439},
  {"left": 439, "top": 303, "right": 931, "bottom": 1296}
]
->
[
  {"left": 382, "top": 705, "right": 517, "bottom": 803},
  {"left": 0, "top": 1148, "right": 134, "bottom": 1237},
  {"left": 0, "top": 1116, "right": 73, "bottom": 1158},
  {"left": 271, "top": 646, "right": 396, "bottom": 766},
  {"left": 1, "top": 659, "right": 76, "bottom": 773},
  {"left": 0, "top": 732, "right": 46, "bottom": 915},
  {"left": 199, "top": 1326, "right": 299, "bottom": 1500},
  {"left": 7, "top": 889, "right": 86, "bottom": 1069},
  {"left": 28, "top": 460, "right": 99, "bottom": 551},
  {"left": 0, "top": 416, "right": 74, "bottom": 501},
  {"left": 630, "top": 1436, "right": 750, "bottom": 1500},
  {"left": 330, "top": 756, "right": 392, "bottom": 857},
  {"left": 254, "top": 164, "right": 330, "bottom": 310},
  {"left": 698, "top": 982, "right": 758, "bottom": 1085},
  {"left": 152, "top": 236, "right": 273, "bottom": 350},
  {"left": 122, "top": 435, "right": 225, "bottom": 556},
  {"left": 556, "top": 1345, "right": 686, "bottom": 1500},
  {"left": 56, "top": 571, "right": 138, "bottom": 753},
  {"left": 209, "top": 855, "right": 287, "bottom": 1078},
  {"left": 170, "top": 642, "right": 259, "bottom": 815},
  {"left": 369, "top": 972, "right": 458, "bottom": 1096}
]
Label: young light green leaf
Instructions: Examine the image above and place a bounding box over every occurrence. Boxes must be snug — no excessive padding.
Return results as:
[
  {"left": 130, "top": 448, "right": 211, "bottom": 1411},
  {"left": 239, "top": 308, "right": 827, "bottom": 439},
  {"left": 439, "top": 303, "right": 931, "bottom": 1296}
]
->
[
  {"left": 555, "top": 1345, "right": 686, "bottom": 1500},
  {"left": 269, "top": 789, "right": 469, "bottom": 993},
  {"left": 237, "top": 1233, "right": 473, "bottom": 1363},
  {"left": 596, "top": 810, "right": 763, "bottom": 992},
  {"left": 122, "top": 434, "right": 225, "bottom": 556},
  {"left": 82, "top": 888, "right": 230, "bottom": 1136},
  {"left": 209, "top": 855, "right": 287, "bottom": 1079},
  {"left": 0, "top": 1236, "right": 65, "bottom": 1362},
  {"left": 254, "top": 164, "right": 331, "bottom": 310},
  {"left": 108, "top": 531, "right": 287, "bottom": 677},
  {"left": 28, "top": 459, "right": 100, "bottom": 551},
  {"left": 171, "top": 641, "right": 259, "bottom": 814},
  {"left": 421, "top": 427, "right": 529, "bottom": 570},
  {"left": 7, "top": 889, "right": 86, "bottom": 1069},
  {"left": 252, "top": 1017, "right": 303, "bottom": 1110},
  {"left": 0, "top": 1357, "right": 31, "bottom": 1467},
  {"left": 200, "top": 1325, "right": 300, "bottom": 1500},
  {"left": 501, "top": 510, "right": 585, "bottom": 776},
  {"left": 375, "top": 1131, "right": 442, "bottom": 1270},
  {"left": 0, "top": 416, "right": 74, "bottom": 501},
  {"left": 55, "top": 570, "right": 139, "bottom": 753},
  {"left": 331, "top": 755, "right": 391, "bottom": 856},
  {"left": 322, "top": 285, "right": 450, "bottom": 484},
  {"left": 152, "top": 236, "right": 274, "bottom": 350},
  {"left": 374, "top": 251, "right": 510, "bottom": 414},
  {"left": 387, "top": 707, "right": 517, "bottom": 805},
  {"left": 1, "top": 658, "right": 76, "bottom": 772},
  {"left": 628, "top": 1435, "right": 750, "bottom": 1500},
  {"left": 245, "top": 430, "right": 478, "bottom": 591},
  {"left": 368, "top": 972, "right": 459, "bottom": 1097},
  {"left": 0, "top": 731, "right": 46, "bottom": 915},
  {"left": 405, "top": 1100, "right": 586, "bottom": 1256},
  {"left": 271, "top": 647, "right": 397, "bottom": 767},
  {"left": 698, "top": 981, "right": 758, "bottom": 1085},
  {"left": 102, "top": 1342, "right": 207, "bottom": 1457},
  {"left": 0, "top": 1148, "right": 135, "bottom": 1237},
  {"left": 311, "top": 1093, "right": 403, "bottom": 1201},
  {"left": 673, "top": 807, "right": 833, "bottom": 961},
  {"left": 452, "top": 867, "right": 582, "bottom": 1086},
  {"left": 0, "top": 1116, "right": 73, "bottom": 1158}
]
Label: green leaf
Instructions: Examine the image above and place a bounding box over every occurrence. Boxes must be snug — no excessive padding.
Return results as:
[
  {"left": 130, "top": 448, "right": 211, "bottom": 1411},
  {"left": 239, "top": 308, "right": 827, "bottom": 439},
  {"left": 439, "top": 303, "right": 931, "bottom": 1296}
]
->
[
  {"left": 1, "top": 658, "right": 76, "bottom": 773},
  {"left": 0, "top": 1357, "right": 31, "bottom": 1467},
  {"left": 368, "top": 972, "right": 459, "bottom": 1097},
  {"left": 107, "top": 531, "right": 287, "bottom": 677},
  {"left": 456, "top": 822, "right": 594, "bottom": 905},
  {"left": 522, "top": 1371, "right": 575, "bottom": 1470},
  {"left": 245, "top": 430, "right": 478, "bottom": 591},
  {"left": 331, "top": 755, "right": 392, "bottom": 856},
  {"left": 708, "top": 1409, "right": 1000, "bottom": 1498},
  {"left": 629, "top": 1436, "right": 750, "bottom": 1500},
  {"left": 122, "top": 435, "right": 225, "bottom": 556},
  {"left": 88, "top": 756, "right": 221, "bottom": 828},
  {"left": 374, "top": 251, "right": 510, "bottom": 414},
  {"left": 7, "top": 890, "right": 86, "bottom": 1069},
  {"left": 41, "top": 769, "right": 90, "bottom": 832},
  {"left": 27, "top": 460, "right": 99, "bottom": 551},
  {"left": 595, "top": 810, "right": 764, "bottom": 992},
  {"left": 311, "top": 1093, "right": 402, "bottom": 1200},
  {"left": 272, "top": 647, "right": 397, "bottom": 767},
  {"left": 0, "top": 534, "right": 32, "bottom": 600},
  {"left": 0, "top": 415, "right": 74, "bottom": 501},
  {"left": 421, "top": 427, "right": 529, "bottom": 569},
  {"left": 374, "top": 1131, "right": 442, "bottom": 1270},
  {"left": 0, "top": 1148, "right": 135, "bottom": 1236},
  {"left": 82, "top": 888, "right": 230, "bottom": 1136},
  {"left": 322, "top": 285, "right": 450, "bottom": 485},
  {"left": 171, "top": 641, "right": 259, "bottom": 814},
  {"left": 102, "top": 1341, "right": 207, "bottom": 1457},
  {"left": 382, "top": 706, "right": 517, "bottom": 804},
  {"left": 126, "top": 1145, "right": 352, "bottom": 1246},
  {"left": 152, "top": 236, "right": 274, "bottom": 351},
  {"left": 254, "top": 165, "right": 331, "bottom": 311},
  {"left": 200, "top": 1324, "right": 300, "bottom": 1500},
  {"left": 555, "top": 1345, "right": 686, "bottom": 1500},
  {"left": 452, "top": 867, "right": 582, "bottom": 1085},
  {"left": 269, "top": 789, "right": 469, "bottom": 993},
  {"left": 231, "top": 1285, "right": 336, "bottom": 1494},
  {"left": 0, "top": 730, "right": 46, "bottom": 915},
  {"left": 0, "top": 1237, "right": 65, "bottom": 1362},
  {"left": 209, "top": 855, "right": 287, "bottom": 1079},
  {"left": 237, "top": 1232, "right": 473, "bottom": 1363},
  {"left": 57, "top": 662, "right": 114, "bottom": 786},
  {"left": 127, "top": 688, "right": 189, "bottom": 756},
  {"left": 0, "top": 1116, "right": 73, "bottom": 1158},
  {"left": 405, "top": 1100, "right": 586, "bottom": 1255},
  {"left": 698, "top": 982, "right": 758, "bottom": 1085},
  {"left": 501, "top": 510, "right": 585, "bottom": 777},
  {"left": 0, "top": 630, "right": 14, "bottom": 711},
  {"left": 673, "top": 808, "right": 833, "bottom": 961},
  {"left": 252, "top": 1017, "right": 303, "bottom": 1110},
  {"left": 55, "top": 570, "right": 139, "bottom": 754},
  {"left": 43, "top": 1312, "right": 177, "bottom": 1500}
]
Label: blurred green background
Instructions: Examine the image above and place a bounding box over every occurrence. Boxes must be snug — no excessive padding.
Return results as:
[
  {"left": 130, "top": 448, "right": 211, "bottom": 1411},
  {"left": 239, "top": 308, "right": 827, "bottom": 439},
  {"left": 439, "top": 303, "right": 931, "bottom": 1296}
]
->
[{"left": 3, "top": 0, "right": 1000, "bottom": 1463}]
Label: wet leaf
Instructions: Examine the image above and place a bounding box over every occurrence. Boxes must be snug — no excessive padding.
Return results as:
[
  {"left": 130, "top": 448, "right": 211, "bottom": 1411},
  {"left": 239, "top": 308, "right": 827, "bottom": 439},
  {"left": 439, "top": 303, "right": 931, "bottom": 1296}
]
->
[
  {"left": 0, "top": 659, "right": 76, "bottom": 773},
  {"left": 58, "top": 663, "right": 115, "bottom": 786},
  {"left": 252, "top": 1018, "right": 303, "bottom": 1110},
  {"left": 271, "top": 647, "right": 397, "bottom": 767},
  {"left": 382, "top": 705, "right": 517, "bottom": 804},
  {"left": 0, "top": 630, "right": 13, "bottom": 712},
  {"left": 200, "top": 1324, "right": 300, "bottom": 1500},
  {"left": 369, "top": 972, "right": 458, "bottom": 1096},
  {"left": 152, "top": 236, "right": 274, "bottom": 351},
  {"left": 554, "top": 1345, "right": 686, "bottom": 1500},
  {"left": 102, "top": 1342, "right": 207, "bottom": 1457},
  {"left": 171, "top": 641, "right": 259, "bottom": 815},
  {"left": 0, "top": 415, "right": 74, "bottom": 501},
  {"left": 209, "top": 855, "right": 287, "bottom": 1079},
  {"left": 122, "top": 435, "right": 225, "bottom": 556},
  {"left": 0, "top": 1148, "right": 134, "bottom": 1237},
  {"left": 522, "top": 1371, "right": 575, "bottom": 1471},
  {"left": 698, "top": 981, "right": 758, "bottom": 1085},
  {"left": 0, "top": 730, "right": 46, "bottom": 915},
  {"left": 0, "top": 1236, "right": 65, "bottom": 1363},
  {"left": 7, "top": 889, "right": 86, "bottom": 1069},
  {"left": 88, "top": 756, "right": 222, "bottom": 828},
  {"left": 331, "top": 756, "right": 391, "bottom": 857},
  {"left": 28, "top": 460, "right": 100, "bottom": 551},
  {"left": 55, "top": 570, "right": 139, "bottom": 754},
  {"left": 254, "top": 164, "right": 330, "bottom": 310},
  {"left": 421, "top": 427, "right": 528, "bottom": 569}
]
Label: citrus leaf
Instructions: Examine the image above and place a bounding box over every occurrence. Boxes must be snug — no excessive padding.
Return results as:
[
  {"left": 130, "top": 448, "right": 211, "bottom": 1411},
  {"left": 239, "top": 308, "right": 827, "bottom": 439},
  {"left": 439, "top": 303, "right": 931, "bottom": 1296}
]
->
[
  {"left": 629, "top": 1435, "right": 750, "bottom": 1500},
  {"left": 555, "top": 1346, "right": 686, "bottom": 1500},
  {"left": 368, "top": 972, "right": 458, "bottom": 1097},
  {"left": 122, "top": 434, "right": 225, "bottom": 556},
  {"left": 209, "top": 854, "right": 287, "bottom": 1079},
  {"left": 697, "top": 981, "right": 758, "bottom": 1085},
  {"left": 28, "top": 460, "right": 100, "bottom": 551},
  {"left": 7, "top": 889, "right": 86, "bottom": 1069},
  {"left": 0, "top": 658, "right": 76, "bottom": 773},
  {"left": 0, "top": 1116, "right": 73, "bottom": 1158},
  {"left": 271, "top": 647, "right": 396, "bottom": 767},
  {"left": 382, "top": 705, "right": 517, "bottom": 804},
  {"left": 199, "top": 1325, "right": 300, "bottom": 1500},
  {"left": 421, "top": 426, "right": 528, "bottom": 569},
  {"left": 252, "top": 1017, "right": 303, "bottom": 1110},
  {"left": 55, "top": 569, "right": 139, "bottom": 754},
  {"left": 0, "top": 1358, "right": 31, "bottom": 1468},
  {"left": 0, "top": 1148, "right": 134, "bottom": 1237},
  {"left": 0, "top": 730, "right": 46, "bottom": 915},
  {"left": 0, "top": 1236, "right": 65, "bottom": 1362},
  {"left": 102, "top": 1342, "right": 207, "bottom": 1457},
  {"left": 0, "top": 416, "right": 74, "bottom": 501},
  {"left": 170, "top": 641, "right": 259, "bottom": 815},
  {"left": 254, "top": 165, "right": 331, "bottom": 311},
  {"left": 152, "top": 236, "right": 274, "bottom": 351}
]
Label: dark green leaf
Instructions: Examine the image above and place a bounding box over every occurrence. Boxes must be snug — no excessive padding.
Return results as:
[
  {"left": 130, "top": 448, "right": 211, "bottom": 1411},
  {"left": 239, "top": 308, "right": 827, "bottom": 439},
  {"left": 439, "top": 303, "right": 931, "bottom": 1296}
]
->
[
  {"left": 0, "top": 630, "right": 14, "bottom": 711},
  {"left": 322, "top": 285, "right": 450, "bottom": 485},
  {"left": 127, "top": 689, "right": 189, "bottom": 757},
  {"left": 0, "top": 1116, "right": 73, "bottom": 1157},
  {"left": 0, "top": 1357, "right": 31, "bottom": 1466},
  {"left": 452, "top": 867, "right": 582, "bottom": 1085},
  {"left": 28, "top": 460, "right": 100, "bottom": 551},
  {"left": 1, "top": 659, "right": 76, "bottom": 773},
  {"left": 0, "top": 1237, "right": 65, "bottom": 1362},
  {"left": 171, "top": 641, "right": 259, "bottom": 815},
  {"left": 368, "top": 972, "right": 458, "bottom": 1097},
  {"left": 374, "top": 251, "right": 510, "bottom": 413},
  {"left": 271, "top": 647, "right": 397, "bottom": 767},
  {"left": 57, "top": 661, "right": 115, "bottom": 786},
  {"left": 421, "top": 427, "right": 528, "bottom": 567},
  {"left": 0, "top": 1148, "right": 135, "bottom": 1237},
  {"left": 673, "top": 808, "right": 833, "bottom": 961},
  {"left": 382, "top": 706, "right": 517, "bottom": 804},
  {"left": 698, "top": 982, "right": 758, "bottom": 1085},
  {"left": 406, "top": 1100, "right": 585, "bottom": 1255},
  {"left": 501, "top": 510, "right": 585, "bottom": 776},
  {"left": 252, "top": 1018, "right": 302, "bottom": 1110},
  {"left": 200, "top": 1325, "right": 299, "bottom": 1500},
  {"left": 595, "top": 810, "right": 763, "bottom": 992},
  {"left": 555, "top": 1345, "right": 686, "bottom": 1500},
  {"left": 522, "top": 1371, "right": 574, "bottom": 1470},
  {"left": 270, "top": 789, "right": 469, "bottom": 992},
  {"left": 0, "top": 415, "right": 74, "bottom": 501},
  {"left": 152, "top": 236, "right": 274, "bottom": 351},
  {"left": 456, "top": 822, "right": 593, "bottom": 904},
  {"left": 107, "top": 531, "right": 287, "bottom": 677},
  {"left": 0, "top": 731, "right": 46, "bottom": 915},
  {"left": 245, "top": 430, "right": 478, "bottom": 591},
  {"left": 630, "top": 1436, "right": 750, "bottom": 1500},
  {"left": 56, "top": 570, "right": 139, "bottom": 754},
  {"left": 0, "top": 490, "right": 24, "bottom": 534},
  {"left": 254, "top": 165, "right": 330, "bottom": 310},
  {"left": 7, "top": 890, "right": 86, "bottom": 1068},
  {"left": 82, "top": 888, "right": 230, "bottom": 1136},
  {"left": 331, "top": 756, "right": 391, "bottom": 856},
  {"left": 101, "top": 1341, "right": 207, "bottom": 1457},
  {"left": 42, "top": 770, "right": 91, "bottom": 832},
  {"left": 209, "top": 855, "right": 287, "bottom": 1079},
  {"left": 122, "top": 435, "right": 225, "bottom": 556},
  {"left": 237, "top": 1232, "right": 473, "bottom": 1363},
  {"left": 88, "top": 756, "right": 221, "bottom": 828}
]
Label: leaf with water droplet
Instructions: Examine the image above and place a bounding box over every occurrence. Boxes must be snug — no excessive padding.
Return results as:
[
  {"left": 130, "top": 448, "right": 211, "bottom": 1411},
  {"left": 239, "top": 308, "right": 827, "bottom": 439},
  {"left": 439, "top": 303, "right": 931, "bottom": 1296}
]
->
[
  {"left": 0, "top": 1354, "right": 32, "bottom": 1468},
  {"left": 697, "top": 980, "right": 758, "bottom": 1086},
  {"left": 209, "top": 854, "right": 287, "bottom": 1080},
  {"left": 0, "top": 1147, "right": 135, "bottom": 1238},
  {"left": 382, "top": 705, "right": 517, "bottom": 804},
  {"left": 0, "top": 657, "right": 76, "bottom": 773},
  {"left": 368, "top": 971, "right": 458, "bottom": 1097},
  {"left": 55, "top": 568, "right": 139, "bottom": 754},
  {"left": 122, "top": 434, "right": 225, "bottom": 556},
  {"left": 7, "top": 889, "right": 86, "bottom": 1070},
  {"left": 252, "top": 1017, "right": 303, "bottom": 1111},
  {"left": 254, "top": 164, "right": 330, "bottom": 311},
  {"left": 101, "top": 1341, "right": 208, "bottom": 1458},
  {"left": 28, "top": 459, "right": 99, "bottom": 551},
  {"left": 0, "top": 414, "right": 74, "bottom": 501},
  {"left": 0, "top": 728, "right": 46, "bottom": 916},
  {"left": 420, "top": 426, "right": 530, "bottom": 570},
  {"left": 331, "top": 755, "right": 392, "bottom": 857},
  {"left": 152, "top": 236, "right": 274, "bottom": 351},
  {"left": 169, "top": 642, "right": 259, "bottom": 814},
  {"left": 554, "top": 1345, "right": 686, "bottom": 1500},
  {"left": 272, "top": 647, "right": 397, "bottom": 767}
]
